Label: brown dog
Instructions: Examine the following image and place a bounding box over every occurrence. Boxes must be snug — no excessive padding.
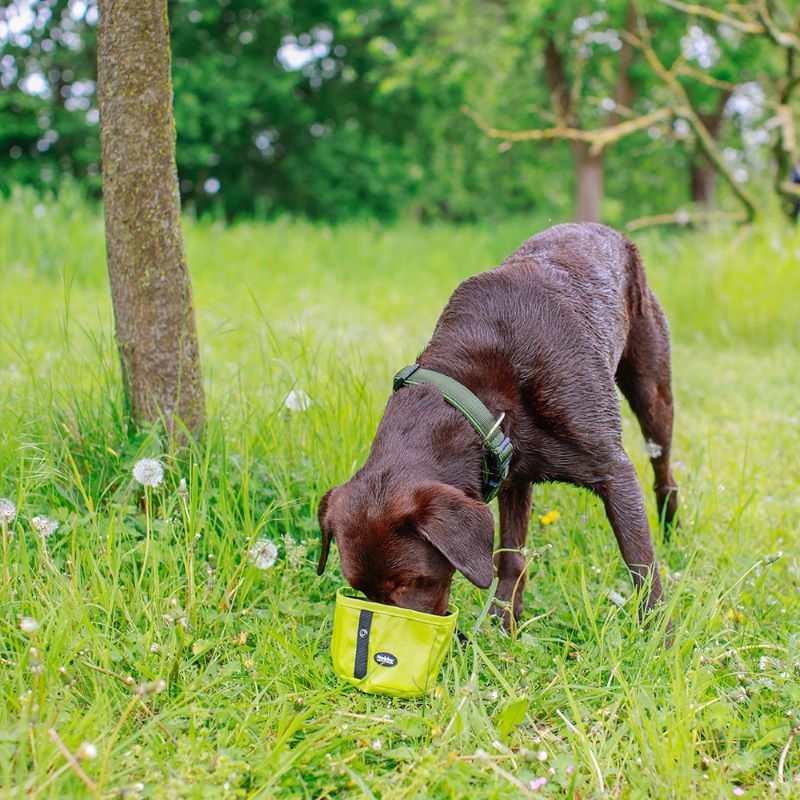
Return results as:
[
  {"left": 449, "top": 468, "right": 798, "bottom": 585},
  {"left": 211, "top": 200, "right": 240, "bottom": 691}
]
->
[{"left": 317, "top": 223, "right": 677, "bottom": 627}]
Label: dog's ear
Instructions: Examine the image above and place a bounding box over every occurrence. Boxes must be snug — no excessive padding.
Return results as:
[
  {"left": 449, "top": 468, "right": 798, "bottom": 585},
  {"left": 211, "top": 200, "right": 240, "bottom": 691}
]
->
[
  {"left": 317, "top": 488, "right": 336, "bottom": 575},
  {"left": 413, "top": 483, "right": 496, "bottom": 589}
]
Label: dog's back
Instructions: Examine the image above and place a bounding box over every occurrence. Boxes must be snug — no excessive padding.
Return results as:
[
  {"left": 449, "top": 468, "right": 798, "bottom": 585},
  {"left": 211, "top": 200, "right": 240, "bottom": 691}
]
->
[{"left": 424, "top": 223, "right": 645, "bottom": 382}]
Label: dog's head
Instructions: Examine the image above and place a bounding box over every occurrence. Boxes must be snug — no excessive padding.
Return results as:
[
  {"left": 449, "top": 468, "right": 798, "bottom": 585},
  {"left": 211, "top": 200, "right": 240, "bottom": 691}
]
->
[{"left": 317, "top": 477, "right": 495, "bottom": 615}]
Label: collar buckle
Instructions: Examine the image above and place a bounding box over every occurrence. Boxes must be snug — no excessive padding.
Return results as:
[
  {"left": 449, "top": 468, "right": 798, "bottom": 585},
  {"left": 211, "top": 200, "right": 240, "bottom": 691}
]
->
[{"left": 393, "top": 363, "right": 514, "bottom": 503}]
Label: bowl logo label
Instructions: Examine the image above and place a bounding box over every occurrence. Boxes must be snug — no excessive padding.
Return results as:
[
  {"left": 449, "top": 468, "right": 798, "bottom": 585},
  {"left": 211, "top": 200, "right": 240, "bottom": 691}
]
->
[{"left": 374, "top": 651, "right": 398, "bottom": 667}]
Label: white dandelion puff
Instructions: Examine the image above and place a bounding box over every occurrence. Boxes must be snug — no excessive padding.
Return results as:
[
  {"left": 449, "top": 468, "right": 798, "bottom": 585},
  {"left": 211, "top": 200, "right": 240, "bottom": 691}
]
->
[
  {"left": 31, "top": 516, "right": 59, "bottom": 538},
  {"left": 284, "top": 389, "right": 312, "bottom": 412},
  {"left": 248, "top": 538, "right": 278, "bottom": 570},
  {"left": 0, "top": 498, "right": 17, "bottom": 524},
  {"left": 76, "top": 741, "right": 98, "bottom": 760},
  {"left": 20, "top": 617, "right": 39, "bottom": 634},
  {"left": 644, "top": 439, "right": 663, "bottom": 459},
  {"left": 132, "top": 458, "right": 164, "bottom": 488}
]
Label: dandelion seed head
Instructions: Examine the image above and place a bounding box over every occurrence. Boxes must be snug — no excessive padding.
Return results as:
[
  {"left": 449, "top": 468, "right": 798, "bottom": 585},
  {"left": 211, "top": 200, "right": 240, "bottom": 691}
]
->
[
  {"left": 76, "top": 741, "right": 98, "bottom": 760},
  {"left": 0, "top": 498, "right": 17, "bottom": 524},
  {"left": 20, "top": 617, "right": 39, "bottom": 634},
  {"left": 248, "top": 538, "right": 278, "bottom": 570},
  {"left": 644, "top": 439, "right": 663, "bottom": 459},
  {"left": 284, "top": 389, "right": 312, "bottom": 412},
  {"left": 31, "top": 515, "right": 59, "bottom": 538},
  {"left": 178, "top": 477, "right": 189, "bottom": 498},
  {"left": 132, "top": 458, "right": 164, "bottom": 488}
]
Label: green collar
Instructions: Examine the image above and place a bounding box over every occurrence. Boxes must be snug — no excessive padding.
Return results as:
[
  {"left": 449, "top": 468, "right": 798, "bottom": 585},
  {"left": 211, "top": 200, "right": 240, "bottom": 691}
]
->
[{"left": 392, "top": 364, "right": 513, "bottom": 502}]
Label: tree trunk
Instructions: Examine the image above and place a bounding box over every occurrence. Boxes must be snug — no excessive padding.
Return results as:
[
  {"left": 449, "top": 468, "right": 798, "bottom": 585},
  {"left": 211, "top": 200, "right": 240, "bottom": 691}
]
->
[
  {"left": 573, "top": 142, "right": 604, "bottom": 223},
  {"left": 97, "top": 0, "right": 204, "bottom": 436},
  {"left": 687, "top": 90, "right": 731, "bottom": 213},
  {"left": 690, "top": 157, "right": 716, "bottom": 210}
]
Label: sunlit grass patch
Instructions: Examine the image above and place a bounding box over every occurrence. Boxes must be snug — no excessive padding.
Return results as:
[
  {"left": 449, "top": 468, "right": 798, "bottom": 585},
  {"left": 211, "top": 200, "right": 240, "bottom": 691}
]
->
[{"left": 1, "top": 191, "right": 799, "bottom": 797}]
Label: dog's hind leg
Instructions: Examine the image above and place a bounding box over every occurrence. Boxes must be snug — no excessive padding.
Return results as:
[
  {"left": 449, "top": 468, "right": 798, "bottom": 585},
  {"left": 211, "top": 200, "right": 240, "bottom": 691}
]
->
[
  {"left": 596, "top": 453, "right": 669, "bottom": 627},
  {"left": 616, "top": 289, "right": 679, "bottom": 538},
  {"left": 492, "top": 481, "right": 532, "bottom": 628}
]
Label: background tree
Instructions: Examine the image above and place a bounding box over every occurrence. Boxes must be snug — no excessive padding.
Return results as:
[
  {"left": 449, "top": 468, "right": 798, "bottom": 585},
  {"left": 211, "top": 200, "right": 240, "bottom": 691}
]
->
[
  {"left": 97, "top": 0, "right": 204, "bottom": 435},
  {"left": 651, "top": 0, "right": 799, "bottom": 219},
  {"left": 3, "top": 0, "right": 799, "bottom": 225},
  {"left": 463, "top": 1, "right": 676, "bottom": 223}
]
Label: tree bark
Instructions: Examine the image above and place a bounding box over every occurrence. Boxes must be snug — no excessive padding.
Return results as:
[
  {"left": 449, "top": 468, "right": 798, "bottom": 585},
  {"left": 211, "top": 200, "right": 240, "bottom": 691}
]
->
[
  {"left": 542, "top": 7, "right": 636, "bottom": 225},
  {"left": 687, "top": 90, "right": 730, "bottom": 212},
  {"left": 574, "top": 142, "right": 604, "bottom": 223},
  {"left": 690, "top": 157, "right": 716, "bottom": 209},
  {"left": 97, "top": 0, "right": 204, "bottom": 436}
]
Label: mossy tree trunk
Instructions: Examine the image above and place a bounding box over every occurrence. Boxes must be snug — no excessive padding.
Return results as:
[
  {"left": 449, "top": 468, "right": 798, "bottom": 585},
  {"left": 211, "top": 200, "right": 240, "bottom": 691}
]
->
[{"left": 97, "top": 0, "right": 204, "bottom": 437}]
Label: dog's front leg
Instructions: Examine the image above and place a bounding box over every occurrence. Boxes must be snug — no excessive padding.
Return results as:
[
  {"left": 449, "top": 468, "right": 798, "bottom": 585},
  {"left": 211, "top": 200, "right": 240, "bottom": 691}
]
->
[
  {"left": 598, "top": 454, "right": 671, "bottom": 631},
  {"left": 492, "top": 481, "right": 532, "bottom": 628}
]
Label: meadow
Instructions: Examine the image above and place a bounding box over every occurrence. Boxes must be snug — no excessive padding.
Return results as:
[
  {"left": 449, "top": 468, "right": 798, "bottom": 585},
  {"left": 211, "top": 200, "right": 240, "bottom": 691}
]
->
[{"left": 1, "top": 186, "right": 799, "bottom": 799}]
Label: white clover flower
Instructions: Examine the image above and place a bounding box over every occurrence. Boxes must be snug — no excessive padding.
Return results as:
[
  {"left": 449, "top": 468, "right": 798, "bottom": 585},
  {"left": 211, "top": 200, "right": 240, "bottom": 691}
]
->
[
  {"left": 76, "top": 741, "right": 98, "bottom": 760},
  {"left": 0, "top": 498, "right": 17, "bottom": 524},
  {"left": 284, "top": 389, "right": 312, "bottom": 412},
  {"left": 248, "top": 538, "right": 278, "bottom": 570},
  {"left": 132, "top": 458, "right": 164, "bottom": 488},
  {"left": 31, "top": 516, "right": 59, "bottom": 538},
  {"left": 20, "top": 617, "right": 39, "bottom": 634}
]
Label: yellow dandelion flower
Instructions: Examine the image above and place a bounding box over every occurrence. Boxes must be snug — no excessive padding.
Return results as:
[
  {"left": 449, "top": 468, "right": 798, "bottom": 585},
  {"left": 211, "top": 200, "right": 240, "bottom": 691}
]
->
[{"left": 539, "top": 510, "right": 561, "bottom": 526}]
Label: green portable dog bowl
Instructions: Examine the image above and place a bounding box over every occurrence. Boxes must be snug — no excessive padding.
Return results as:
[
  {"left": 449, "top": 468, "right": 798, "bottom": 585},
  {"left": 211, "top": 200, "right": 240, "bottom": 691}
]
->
[{"left": 331, "top": 587, "right": 459, "bottom": 697}]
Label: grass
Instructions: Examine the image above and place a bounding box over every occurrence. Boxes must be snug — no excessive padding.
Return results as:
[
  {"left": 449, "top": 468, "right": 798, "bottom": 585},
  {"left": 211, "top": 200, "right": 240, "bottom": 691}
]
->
[{"left": 1, "top": 185, "right": 799, "bottom": 799}]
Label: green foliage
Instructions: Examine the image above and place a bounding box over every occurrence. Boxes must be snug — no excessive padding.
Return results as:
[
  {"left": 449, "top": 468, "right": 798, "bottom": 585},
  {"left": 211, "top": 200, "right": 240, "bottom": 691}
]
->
[
  {"left": 2, "top": 191, "right": 800, "bottom": 796},
  {"left": 2, "top": 0, "right": 794, "bottom": 223}
]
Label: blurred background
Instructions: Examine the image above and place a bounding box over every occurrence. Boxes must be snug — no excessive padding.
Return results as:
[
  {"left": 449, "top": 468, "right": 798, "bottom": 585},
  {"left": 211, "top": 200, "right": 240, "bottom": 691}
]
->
[{"left": 1, "top": 0, "right": 797, "bottom": 227}]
